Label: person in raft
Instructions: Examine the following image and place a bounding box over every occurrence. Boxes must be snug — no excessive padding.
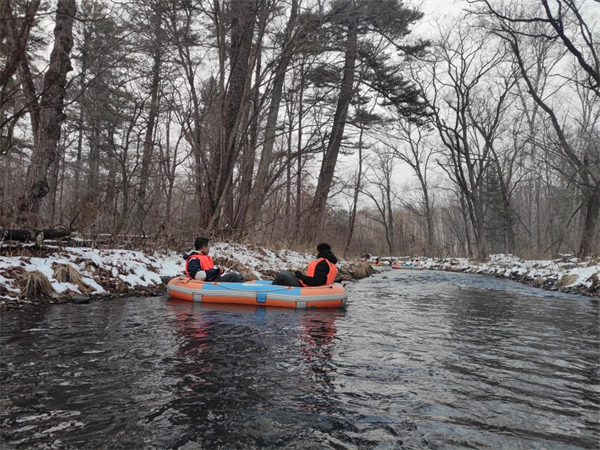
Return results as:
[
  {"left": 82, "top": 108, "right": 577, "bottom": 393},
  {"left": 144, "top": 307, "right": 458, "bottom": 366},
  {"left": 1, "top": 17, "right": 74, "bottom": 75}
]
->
[
  {"left": 272, "top": 243, "right": 338, "bottom": 287},
  {"left": 183, "top": 237, "right": 244, "bottom": 282}
]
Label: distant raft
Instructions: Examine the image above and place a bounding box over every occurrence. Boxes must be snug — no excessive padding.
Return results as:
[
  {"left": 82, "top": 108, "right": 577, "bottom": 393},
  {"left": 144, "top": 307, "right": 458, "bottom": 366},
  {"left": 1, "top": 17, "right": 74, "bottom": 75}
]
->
[
  {"left": 392, "top": 262, "right": 424, "bottom": 270},
  {"left": 167, "top": 277, "right": 348, "bottom": 309}
]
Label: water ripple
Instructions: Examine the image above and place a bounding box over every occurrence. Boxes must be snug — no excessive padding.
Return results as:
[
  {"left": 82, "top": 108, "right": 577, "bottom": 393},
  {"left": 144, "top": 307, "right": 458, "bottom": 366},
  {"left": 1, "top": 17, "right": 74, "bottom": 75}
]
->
[{"left": 1, "top": 270, "right": 598, "bottom": 449}]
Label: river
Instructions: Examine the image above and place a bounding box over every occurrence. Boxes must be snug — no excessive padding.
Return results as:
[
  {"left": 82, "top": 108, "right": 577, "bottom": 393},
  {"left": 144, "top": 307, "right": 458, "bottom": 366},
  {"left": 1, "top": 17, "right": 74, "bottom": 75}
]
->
[{"left": 1, "top": 269, "right": 598, "bottom": 449}]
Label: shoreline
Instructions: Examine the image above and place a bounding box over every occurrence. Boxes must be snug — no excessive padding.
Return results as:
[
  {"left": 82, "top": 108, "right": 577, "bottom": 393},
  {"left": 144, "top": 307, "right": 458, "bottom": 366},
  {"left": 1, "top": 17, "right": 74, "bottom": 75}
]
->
[
  {"left": 0, "top": 243, "right": 371, "bottom": 311},
  {"left": 2, "top": 247, "right": 598, "bottom": 312},
  {"left": 376, "top": 254, "right": 599, "bottom": 298}
]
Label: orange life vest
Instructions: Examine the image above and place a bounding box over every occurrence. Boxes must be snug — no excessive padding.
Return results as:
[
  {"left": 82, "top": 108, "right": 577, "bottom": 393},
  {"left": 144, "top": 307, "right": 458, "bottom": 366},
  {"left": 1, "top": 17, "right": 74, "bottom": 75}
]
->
[
  {"left": 185, "top": 253, "right": 214, "bottom": 278},
  {"left": 300, "top": 258, "right": 337, "bottom": 287}
]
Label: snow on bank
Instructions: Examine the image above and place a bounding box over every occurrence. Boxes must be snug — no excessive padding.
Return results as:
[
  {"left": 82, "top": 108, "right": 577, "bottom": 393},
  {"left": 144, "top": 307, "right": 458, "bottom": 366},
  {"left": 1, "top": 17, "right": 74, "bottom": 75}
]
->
[
  {"left": 376, "top": 254, "right": 599, "bottom": 297},
  {"left": 0, "top": 243, "right": 319, "bottom": 306}
]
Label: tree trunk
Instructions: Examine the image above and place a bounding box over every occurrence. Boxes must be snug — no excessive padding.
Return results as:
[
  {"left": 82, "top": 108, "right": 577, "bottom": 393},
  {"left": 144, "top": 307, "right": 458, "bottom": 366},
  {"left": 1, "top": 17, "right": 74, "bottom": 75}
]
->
[
  {"left": 245, "top": 0, "right": 298, "bottom": 229},
  {"left": 424, "top": 194, "right": 436, "bottom": 255},
  {"left": 235, "top": 40, "right": 263, "bottom": 232},
  {"left": 87, "top": 126, "right": 100, "bottom": 193},
  {"left": 3, "top": 146, "right": 11, "bottom": 204},
  {"left": 1, "top": 0, "right": 41, "bottom": 98},
  {"left": 135, "top": 11, "right": 162, "bottom": 235},
  {"left": 386, "top": 178, "right": 394, "bottom": 255},
  {"left": 308, "top": 21, "right": 358, "bottom": 237},
  {"left": 73, "top": 23, "right": 88, "bottom": 200},
  {"left": 74, "top": 100, "right": 85, "bottom": 198},
  {"left": 344, "top": 117, "right": 365, "bottom": 257},
  {"left": 285, "top": 106, "right": 293, "bottom": 235},
  {"left": 1, "top": 228, "right": 70, "bottom": 242},
  {"left": 460, "top": 193, "right": 473, "bottom": 257},
  {"left": 294, "top": 60, "right": 305, "bottom": 242},
  {"left": 48, "top": 141, "right": 62, "bottom": 224},
  {"left": 207, "top": 0, "right": 256, "bottom": 231},
  {"left": 472, "top": 199, "right": 488, "bottom": 260},
  {"left": 579, "top": 181, "right": 600, "bottom": 257},
  {"left": 19, "top": 0, "right": 76, "bottom": 216},
  {"left": 104, "top": 155, "right": 117, "bottom": 230}
]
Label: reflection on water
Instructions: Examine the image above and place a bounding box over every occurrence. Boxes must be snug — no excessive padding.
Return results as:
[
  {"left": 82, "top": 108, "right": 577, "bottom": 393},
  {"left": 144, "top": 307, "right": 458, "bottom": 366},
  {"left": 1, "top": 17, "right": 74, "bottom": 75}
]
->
[{"left": 1, "top": 271, "right": 599, "bottom": 449}]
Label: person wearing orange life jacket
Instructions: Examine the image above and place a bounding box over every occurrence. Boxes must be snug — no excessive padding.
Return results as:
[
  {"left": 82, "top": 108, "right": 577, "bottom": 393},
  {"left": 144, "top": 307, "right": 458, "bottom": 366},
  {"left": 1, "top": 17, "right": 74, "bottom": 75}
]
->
[
  {"left": 272, "top": 243, "right": 338, "bottom": 287},
  {"left": 183, "top": 237, "right": 244, "bottom": 282}
]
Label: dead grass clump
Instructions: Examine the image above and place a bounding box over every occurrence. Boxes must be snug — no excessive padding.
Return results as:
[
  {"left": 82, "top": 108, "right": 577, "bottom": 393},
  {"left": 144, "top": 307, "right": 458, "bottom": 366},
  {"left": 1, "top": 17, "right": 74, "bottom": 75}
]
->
[
  {"left": 586, "top": 273, "right": 599, "bottom": 294},
  {"left": 348, "top": 261, "right": 372, "bottom": 280},
  {"left": 213, "top": 256, "right": 238, "bottom": 269},
  {"left": 336, "top": 266, "right": 352, "bottom": 282},
  {"left": 261, "top": 269, "right": 279, "bottom": 280},
  {"left": 116, "top": 278, "right": 129, "bottom": 293},
  {"left": 1, "top": 266, "right": 25, "bottom": 280},
  {"left": 20, "top": 271, "right": 56, "bottom": 298},
  {"left": 557, "top": 274, "right": 578, "bottom": 288},
  {"left": 53, "top": 263, "right": 93, "bottom": 293},
  {"left": 238, "top": 265, "right": 258, "bottom": 281}
]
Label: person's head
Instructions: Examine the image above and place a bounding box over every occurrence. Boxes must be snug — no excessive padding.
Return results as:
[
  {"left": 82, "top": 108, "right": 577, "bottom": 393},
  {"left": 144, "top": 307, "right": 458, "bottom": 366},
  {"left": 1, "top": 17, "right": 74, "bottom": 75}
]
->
[
  {"left": 195, "top": 237, "right": 210, "bottom": 254},
  {"left": 316, "top": 243, "right": 331, "bottom": 254}
]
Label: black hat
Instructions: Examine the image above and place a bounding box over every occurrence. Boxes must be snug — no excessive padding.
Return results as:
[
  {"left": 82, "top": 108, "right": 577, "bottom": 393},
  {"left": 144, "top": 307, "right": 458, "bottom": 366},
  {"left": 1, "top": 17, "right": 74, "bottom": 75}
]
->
[{"left": 316, "top": 243, "right": 331, "bottom": 252}]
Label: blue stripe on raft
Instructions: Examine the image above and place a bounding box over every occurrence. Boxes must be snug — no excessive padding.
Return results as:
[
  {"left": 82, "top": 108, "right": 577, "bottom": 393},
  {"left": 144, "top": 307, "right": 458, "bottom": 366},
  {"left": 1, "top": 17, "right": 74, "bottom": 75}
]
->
[
  {"left": 199, "top": 281, "right": 303, "bottom": 297},
  {"left": 251, "top": 280, "right": 273, "bottom": 285}
]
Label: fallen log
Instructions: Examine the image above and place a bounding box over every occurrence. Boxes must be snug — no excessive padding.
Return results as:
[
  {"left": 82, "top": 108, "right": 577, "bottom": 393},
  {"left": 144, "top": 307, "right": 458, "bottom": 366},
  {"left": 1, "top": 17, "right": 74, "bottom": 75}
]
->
[{"left": 0, "top": 228, "right": 71, "bottom": 242}]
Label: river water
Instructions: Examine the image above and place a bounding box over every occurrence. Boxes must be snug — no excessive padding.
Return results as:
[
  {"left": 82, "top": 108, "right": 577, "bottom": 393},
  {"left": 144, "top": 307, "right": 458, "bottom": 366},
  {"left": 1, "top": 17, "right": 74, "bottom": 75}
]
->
[{"left": 1, "top": 270, "right": 599, "bottom": 449}]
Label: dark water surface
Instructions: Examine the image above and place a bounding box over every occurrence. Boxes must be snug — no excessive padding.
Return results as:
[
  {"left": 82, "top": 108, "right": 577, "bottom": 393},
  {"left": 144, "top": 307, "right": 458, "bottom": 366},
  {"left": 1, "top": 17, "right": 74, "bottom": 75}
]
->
[{"left": 1, "top": 270, "right": 599, "bottom": 449}]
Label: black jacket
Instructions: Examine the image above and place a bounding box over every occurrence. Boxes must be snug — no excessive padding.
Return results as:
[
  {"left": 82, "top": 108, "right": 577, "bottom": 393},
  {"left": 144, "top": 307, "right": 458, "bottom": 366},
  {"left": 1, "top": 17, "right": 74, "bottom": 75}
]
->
[{"left": 297, "top": 249, "right": 338, "bottom": 286}]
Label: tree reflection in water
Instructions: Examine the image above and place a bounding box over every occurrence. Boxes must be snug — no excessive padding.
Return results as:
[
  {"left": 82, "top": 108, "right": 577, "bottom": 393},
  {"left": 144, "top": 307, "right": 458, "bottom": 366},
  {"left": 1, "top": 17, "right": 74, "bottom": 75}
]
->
[{"left": 161, "top": 300, "right": 344, "bottom": 448}]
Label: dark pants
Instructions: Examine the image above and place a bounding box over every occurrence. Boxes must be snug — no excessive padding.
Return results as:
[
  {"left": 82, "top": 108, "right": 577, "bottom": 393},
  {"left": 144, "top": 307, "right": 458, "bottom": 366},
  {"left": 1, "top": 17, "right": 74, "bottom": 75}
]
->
[
  {"left": 215, "top": 272, "right": 245, "bottom": 283},
  {"left": 272, "top": 271, "right": 302, "bottom": 287}
]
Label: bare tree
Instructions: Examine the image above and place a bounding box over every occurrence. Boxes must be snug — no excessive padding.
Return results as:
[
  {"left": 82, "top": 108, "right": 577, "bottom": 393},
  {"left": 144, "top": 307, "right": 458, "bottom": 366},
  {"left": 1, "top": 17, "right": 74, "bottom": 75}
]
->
[
  {"left": 18, "top": 0, "right": 77, "bottom": 218},
  {"left": 206, "top": 0, "right": 258, "bottom": 231},
  {"left": 416, "top": 18, "right": 513, "bottom": 260},
  {"left": 245, "top": 0, "right": 300, "bottom": 229},
  {"left": 309, "top": 0, "right": 425, "bottom": 236},
  {"left": 473, "top": 0, "right": 600, "bottom": 255},
  {"left": 377, "top": 120, "right": 438, "bottom": 255},
  {"left": 363, "top": 148, "right": 399, "bottom": 254}
]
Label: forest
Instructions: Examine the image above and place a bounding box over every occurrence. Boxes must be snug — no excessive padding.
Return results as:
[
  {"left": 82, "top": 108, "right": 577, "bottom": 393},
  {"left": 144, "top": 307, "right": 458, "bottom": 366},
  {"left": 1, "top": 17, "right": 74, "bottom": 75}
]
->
[{"left": 1, "top": 0, "right": 598, "bottom": 259}]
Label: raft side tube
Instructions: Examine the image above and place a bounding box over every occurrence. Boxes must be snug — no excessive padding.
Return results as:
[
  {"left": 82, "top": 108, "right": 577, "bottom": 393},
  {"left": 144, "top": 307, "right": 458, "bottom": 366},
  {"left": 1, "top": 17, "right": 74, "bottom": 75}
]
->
[{"left": 167, "top": 277, "right": 347, "bottom": 309}]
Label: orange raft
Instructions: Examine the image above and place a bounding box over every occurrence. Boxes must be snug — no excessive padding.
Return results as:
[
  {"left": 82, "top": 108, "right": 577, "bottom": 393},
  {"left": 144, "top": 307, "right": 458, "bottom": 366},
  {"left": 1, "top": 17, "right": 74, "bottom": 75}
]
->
[
  {"left": 392, "top": 262, "right": 424, "bottom": 270},
  {"left": 167, "top": 277, "right": 348, "bottom": 309}
]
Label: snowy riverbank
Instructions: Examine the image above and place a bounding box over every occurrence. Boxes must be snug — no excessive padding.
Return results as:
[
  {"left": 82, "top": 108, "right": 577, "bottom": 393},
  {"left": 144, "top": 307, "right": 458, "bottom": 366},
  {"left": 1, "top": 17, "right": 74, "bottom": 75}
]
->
[
  {"left": 383, "top": 254, "right": 599, "bottom": 297},
  {"left": 0, "top": 243, "right": 370, "bottom": 310},
  {"left": 2, "top": 245, "right": 598, "bottom": 311}
]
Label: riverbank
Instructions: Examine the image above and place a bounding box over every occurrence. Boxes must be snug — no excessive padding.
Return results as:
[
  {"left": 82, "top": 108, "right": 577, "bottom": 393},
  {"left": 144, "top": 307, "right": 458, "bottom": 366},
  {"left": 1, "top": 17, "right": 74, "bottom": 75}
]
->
[
  {"left": 0, "top": 243, "right": 371, "bottom": 311},
  {"left": 415, "top": 254, "right": 599, "bottom": 297}
]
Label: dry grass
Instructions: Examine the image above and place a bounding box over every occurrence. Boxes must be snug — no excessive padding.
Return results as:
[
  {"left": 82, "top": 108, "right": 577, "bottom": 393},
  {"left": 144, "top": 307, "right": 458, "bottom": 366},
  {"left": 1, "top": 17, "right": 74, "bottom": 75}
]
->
[
  {"left": 348, "top": 261, "right": 372, "bottom": 280},
  {"left": 557, "top": 274, "right": 578, "bottom": 288},
  {"left": 20, "top": 271, "right": 56, "bottom": 298},
  {"left": 586, "top": 273, "right": 599, "bottom": 294},
  {"left": 261, "top": 269, "right": 279, "bottom": 280},
  {"left": 335, "top": 261, "right": 372, "bottom": 281},
  {"left": 238, "top": 265, "right": 259, "bottom": 281},
  {"left": 53, "top": 263, "right": 93, "bottom": 292}
]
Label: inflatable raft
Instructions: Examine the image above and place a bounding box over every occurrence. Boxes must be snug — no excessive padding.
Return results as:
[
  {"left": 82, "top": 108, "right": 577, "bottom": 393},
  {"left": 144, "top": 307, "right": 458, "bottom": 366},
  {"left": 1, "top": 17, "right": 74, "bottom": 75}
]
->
[
  {"left": 167, "top": 277, "right": 348, "bottom": 309},
  {"left": 392, "top": 263, "right": 424, "bottom": 270}
]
